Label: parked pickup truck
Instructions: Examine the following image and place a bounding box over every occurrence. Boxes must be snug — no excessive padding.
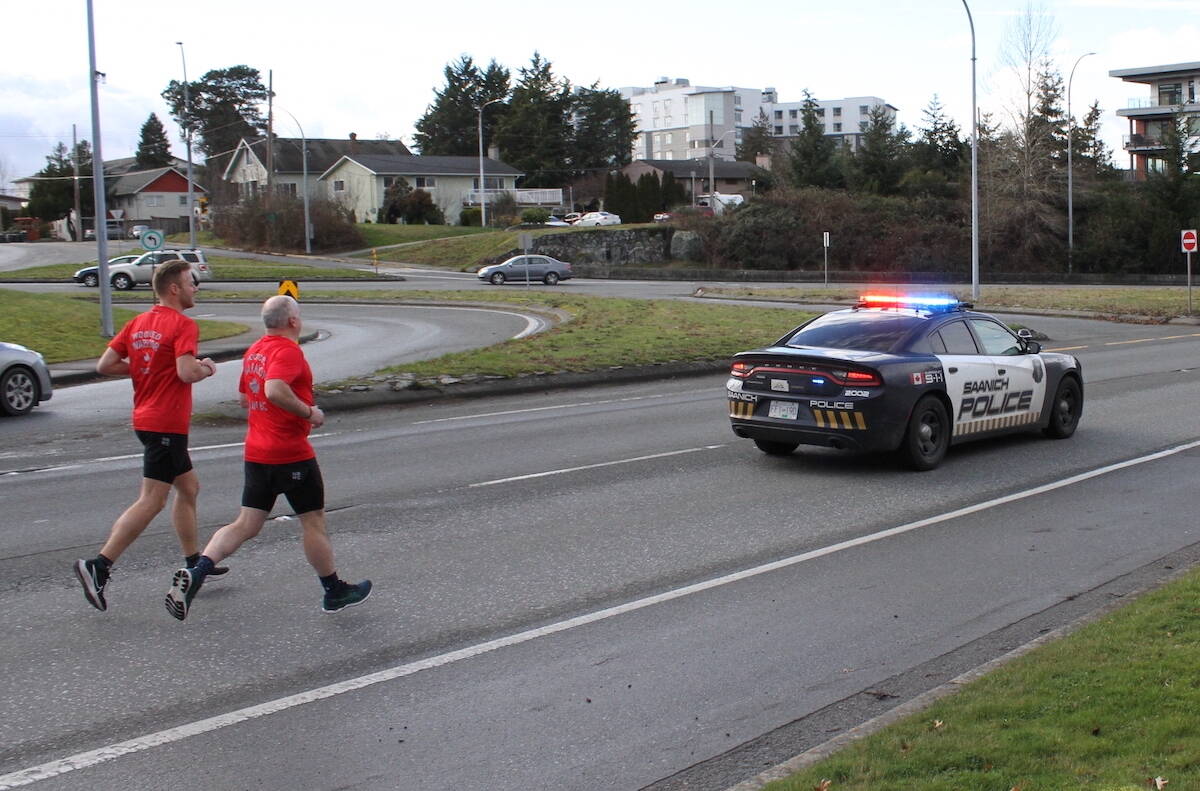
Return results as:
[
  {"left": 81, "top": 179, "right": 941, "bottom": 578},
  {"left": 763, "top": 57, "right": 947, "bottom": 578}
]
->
[{"left": 73, "top": 250, "right": 212, "bottom": 290}]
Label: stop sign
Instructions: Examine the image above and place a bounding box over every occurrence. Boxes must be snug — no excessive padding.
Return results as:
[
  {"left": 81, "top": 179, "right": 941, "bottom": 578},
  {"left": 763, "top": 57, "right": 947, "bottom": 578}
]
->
[{"left": 1184, "top": 229, "right": 1199, "bottom": 254}]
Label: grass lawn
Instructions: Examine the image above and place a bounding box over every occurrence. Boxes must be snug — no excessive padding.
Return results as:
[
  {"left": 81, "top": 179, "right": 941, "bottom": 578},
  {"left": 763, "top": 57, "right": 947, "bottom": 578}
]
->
[
  {"left": 0, "top": 289, "right": 247, "bottom": 363},
  {"left": 354, "top": 223, "right": 490, "bottom": 249},
  {"left": 768, "top": 565, "right": 1200, "bottom": 791},
  {"left": 701, "top": 285, "right": 1200, "bottom": 320},
  {"left": 0, "top": 256, "right": 382, "bottom": 283},
  {"left": 358, "top": 225, "right": 641, "bottom": 269}
]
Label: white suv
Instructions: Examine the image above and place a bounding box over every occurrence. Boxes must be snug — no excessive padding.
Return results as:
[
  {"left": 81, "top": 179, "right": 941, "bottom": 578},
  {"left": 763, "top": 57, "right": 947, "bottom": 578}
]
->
[{"left": 76, "top": 250, "right": 212, "bottom": 290}]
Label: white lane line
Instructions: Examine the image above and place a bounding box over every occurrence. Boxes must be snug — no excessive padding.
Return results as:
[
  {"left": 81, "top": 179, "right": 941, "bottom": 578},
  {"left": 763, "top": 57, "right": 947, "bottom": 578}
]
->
[
  {"left": 412, "top": 393, "right": 677, "bottom": 425},
  {"left": 4, "top": 434, "right": 337, "bottom": 477},
  {"left": 4, "top": 439, "right": 1198, "bottom": 788},
  {"left": 469, "top": 445, "right": 726, "bottom": 488}
]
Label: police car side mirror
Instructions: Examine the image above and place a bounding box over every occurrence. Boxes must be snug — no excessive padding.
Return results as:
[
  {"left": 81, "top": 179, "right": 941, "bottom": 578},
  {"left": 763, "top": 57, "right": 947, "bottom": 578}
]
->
[{"left": 1025, "top": 340, "right": 1041, "bottom": 354}]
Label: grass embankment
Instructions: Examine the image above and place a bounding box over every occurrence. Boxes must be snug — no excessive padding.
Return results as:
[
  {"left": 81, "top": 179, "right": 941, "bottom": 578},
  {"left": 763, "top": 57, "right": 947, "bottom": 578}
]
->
[
  {"left": 354, "top": 223, "right": 490, "bottom": 249},
  {"left": 0, "top": 256, "right": 381, "bottom": 282},
  {"left": 357, "top": 225, "right": 630, "bottom": 268},
  {"left": 0, "top": 289, "right": 246, "bottom": 363},
  {"left": 703, "top": 285, "right": 1200, "bottom": 320},
  {"left": 769, "top": 566, "right": 1200, "bottom": 791}
]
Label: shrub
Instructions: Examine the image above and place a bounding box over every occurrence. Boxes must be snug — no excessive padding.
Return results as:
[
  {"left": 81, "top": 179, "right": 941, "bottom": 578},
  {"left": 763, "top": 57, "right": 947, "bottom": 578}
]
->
[
  {"left": 459, "top": 207, "right": 482, "bottom": 226},
  {"left": 488, "top": 192, "right": 520, "bottom": 227},
  {"left": 211, "top": 196, "right": 364, "bottom": 252},
  {"left": 521, "top": 208, "right": 550, "bottom": 224}
]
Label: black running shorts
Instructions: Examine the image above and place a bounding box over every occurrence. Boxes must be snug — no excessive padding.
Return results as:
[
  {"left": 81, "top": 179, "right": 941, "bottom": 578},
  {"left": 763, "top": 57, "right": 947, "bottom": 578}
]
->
[
  {"left": 135, "top": 431, "right": 193, "bottom": 483},
  {"left": 242, "top": 458, "right": 324, "bottom": 515}
]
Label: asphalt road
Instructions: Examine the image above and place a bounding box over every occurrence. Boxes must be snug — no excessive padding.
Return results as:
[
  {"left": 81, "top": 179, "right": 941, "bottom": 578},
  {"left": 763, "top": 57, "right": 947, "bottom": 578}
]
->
[{"left": 4, "top": 302, "right": 1200, "bottom": 789}]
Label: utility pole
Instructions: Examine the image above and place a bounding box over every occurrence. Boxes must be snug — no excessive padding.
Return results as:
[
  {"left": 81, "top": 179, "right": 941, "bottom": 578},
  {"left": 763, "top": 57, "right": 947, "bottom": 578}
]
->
[
  {"left": 176, "top": 41, "right": 196, "bottom": 249},
  {"left": 88, "top": 0, "right": 113, "bottom": 337},
  {"left": 72, "top": 124, "right": 83, "bottom": 242},
  {"left": 708, "top": 110, "right": 716, "bottom": 201},
  {"left": 266, "top": 70, "right": 274, "bottom": 196}
]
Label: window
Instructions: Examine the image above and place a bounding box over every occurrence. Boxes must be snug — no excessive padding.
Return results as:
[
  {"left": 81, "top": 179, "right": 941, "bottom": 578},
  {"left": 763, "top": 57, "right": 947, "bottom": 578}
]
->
[
  {"left": 734, "top": 110, "right": 742, "bottom": 123},
  {"left": 382, "top": 176, "right": 395, "bottom": 189},
  {"left": 1159, "top": 83, "right": 1183, "bottom": 106},
  {"left": 415, "top": 177, "right": 436, "bottom": 188},
  {"left": 832, "top": 107, "right": 842, "bottom": 117},
  {"left": 774, "top": 110, "right": 783, "bottom": 120},
  {"left": 937, "top": 321, "right": 980, "bottom": 354},
  {"left": 970, "top": 319, "right": 1022, "bottom": 355},
  {"left": 815, "top": 108, "right": 825, "bottom": 117},
  {"left": 145, "top": 195, "right": 163, "bottom": 207},
  {"left": 789, "top": 124, "right": 800, "bottom": 134},
  {"left": 333, "top": 180, "right": 345, "bottom": 192},
  {"left": 774, "top": 125, "right": 783, "bottom": 135},
  {"left": 833, "top": 122, "right": 842, "bottom": 132},
  {"left": 665, "top": 132, "right": 673, "bottom": 144},
  {"left": 278, "top": 183, "right": 297, "bottom": 197},
  {"left": 785, "top": 312, "right": 925, "bottom": 353},
  {"left": 789, "top": 109, "right": 798, "bottom": 119},
  {"left": 473, "top": 177, "right": 502, "bottom": 189},
  {"left": 733, "top": 94, "right": 741, "bottom": 106},
  {"left": 860, "top": 121, "right": 868, "bottom": 131},
  {"left": 859, "top": 104, "right": 869, "bottom": 114},
  {"left": 178, "top": 195, "right": 188, "bottom": 206}
]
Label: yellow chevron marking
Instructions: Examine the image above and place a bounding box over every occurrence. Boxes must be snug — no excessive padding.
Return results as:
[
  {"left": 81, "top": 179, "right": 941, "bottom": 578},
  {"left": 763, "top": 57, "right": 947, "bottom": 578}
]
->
[
  {"left": 839, "top": 411, "right": 852, "bottom": 429},
  {"left": 854, "top": 412, "right": 866, "bottom": 430},
  {"left": 813, "top": 409, "right": 825, "bottom": 428}
]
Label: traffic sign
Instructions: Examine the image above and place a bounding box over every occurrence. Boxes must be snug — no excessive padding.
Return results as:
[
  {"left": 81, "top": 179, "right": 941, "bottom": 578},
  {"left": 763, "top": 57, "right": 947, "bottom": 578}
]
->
[
  {"left": 141, "top": 229, "right": 165, "bottom": 251},
  {"left": 278, "top": 279, "right": 299, "bottom": 300},
  {"left": 1183, "top": 229, "right": 1198, "bottom": 254}
]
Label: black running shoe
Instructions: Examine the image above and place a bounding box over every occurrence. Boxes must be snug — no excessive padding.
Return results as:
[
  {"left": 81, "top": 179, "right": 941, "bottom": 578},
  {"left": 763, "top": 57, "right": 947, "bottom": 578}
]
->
[
  {"left": 322, "top": 580, "right": 372, "bottom": 613},
  {"left": 164, "top": 568, "right": 203, "bottom": 621},
  {"left": 74, "top": 559, "right": 108, "bottom": 611},
  {"left": 206, "top": 564, "right": 230, "bottom": 577}
]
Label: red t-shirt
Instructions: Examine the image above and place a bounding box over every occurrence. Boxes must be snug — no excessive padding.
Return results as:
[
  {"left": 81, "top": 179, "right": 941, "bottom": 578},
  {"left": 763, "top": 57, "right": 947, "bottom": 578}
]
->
[
  {"left": 239, "top": 334, "right": 315, "bottom": 464},
  {"left": 108, "top": 305, "right": 199, "bottom": 434}
]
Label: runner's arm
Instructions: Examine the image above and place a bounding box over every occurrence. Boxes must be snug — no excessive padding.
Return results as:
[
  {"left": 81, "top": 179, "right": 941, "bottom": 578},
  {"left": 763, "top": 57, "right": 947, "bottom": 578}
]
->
[
  {"left": 96, "top": 347, "right": 129, "bottom": 377},
  {"left": 177, "top": 353, "right": 217, "bottom": 383},
  {"left": 265, "top": 378, "right": 324, "bottom": 427}
]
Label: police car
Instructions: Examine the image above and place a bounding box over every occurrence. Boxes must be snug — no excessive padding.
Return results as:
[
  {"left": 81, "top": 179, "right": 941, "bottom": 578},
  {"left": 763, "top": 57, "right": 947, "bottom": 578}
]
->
[{"left": 726, "top": 294, "right": 1083, "bottom": 470}]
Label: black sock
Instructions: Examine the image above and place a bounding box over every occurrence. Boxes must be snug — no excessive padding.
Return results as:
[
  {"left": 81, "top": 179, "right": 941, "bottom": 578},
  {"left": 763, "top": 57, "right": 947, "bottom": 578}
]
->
[
  {"left": 95, "top": 554, "right": 113, "bottom": 570},
  {"left": 319, "top": 572, "right": 341, "bottom": 592},
  {"left": 93, "top": 554, "right": 112, "bottom": 581},
  {"left": 186, "top": 553, "right": 200, "bottom": 567}
]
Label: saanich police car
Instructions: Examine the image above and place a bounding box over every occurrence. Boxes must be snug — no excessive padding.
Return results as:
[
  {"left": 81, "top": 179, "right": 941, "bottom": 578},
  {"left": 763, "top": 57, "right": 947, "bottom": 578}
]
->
[{"left": 726, "top": 294, "right": 1083, "bottom": 470}]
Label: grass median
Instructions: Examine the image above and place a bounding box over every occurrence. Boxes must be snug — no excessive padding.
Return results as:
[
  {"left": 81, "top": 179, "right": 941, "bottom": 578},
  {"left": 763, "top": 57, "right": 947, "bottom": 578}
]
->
[
  {"left": 767, "top": 565, "right": 1200, "bottom": 790},
  {"left": 0, "top": 255, "right": 383, "bottom": 283},
  {"left": 0, "top": 289, "right": 247, "bottom": 363},
  {"left": 701, "top": 285, "right": 1200, "bottom": 321},
  {"left": 355, "top": 225, "right": 637, "bottom": 268}
]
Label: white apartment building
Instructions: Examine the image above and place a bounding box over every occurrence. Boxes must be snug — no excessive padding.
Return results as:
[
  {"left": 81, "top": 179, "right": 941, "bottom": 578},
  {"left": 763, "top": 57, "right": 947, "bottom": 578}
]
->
[{"left": 619, "top": 77, "right": 896, "bottom": 162}]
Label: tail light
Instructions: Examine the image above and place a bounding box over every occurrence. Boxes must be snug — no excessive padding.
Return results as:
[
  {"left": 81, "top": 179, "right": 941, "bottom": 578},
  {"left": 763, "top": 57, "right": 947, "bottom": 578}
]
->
[
  {"left": 844, "top": 370, "right": 882, "bottom": 386},
  {"left": 730, "top": 361, "right": 754, "bottom": 378}
]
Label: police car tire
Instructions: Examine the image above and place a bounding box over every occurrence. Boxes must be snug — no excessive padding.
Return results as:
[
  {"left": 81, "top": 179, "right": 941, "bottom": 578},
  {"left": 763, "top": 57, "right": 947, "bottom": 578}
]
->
[
  {"left": 900, "top": 395, "right": 950, "bottom": 471},
  {"left": 1043, "top": 376, "right": 1082, "bottom": 439},
  {"left": 753, "top": 438, "right": 799, "bottom": 456}
]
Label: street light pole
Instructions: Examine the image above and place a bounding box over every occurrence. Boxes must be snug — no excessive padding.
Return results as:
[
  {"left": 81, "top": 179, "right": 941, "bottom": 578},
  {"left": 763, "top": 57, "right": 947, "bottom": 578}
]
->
[
  {"left": 477, "top": 98, "right": 503, "bottom": 228},
  {"left": 961, "top": 0, "right": 979, "bottom": 302},
  {"left": 87, "top": 0, "right": 113, "bottom": 337},
  {"left": 280, "top": 109, "right": 311, "bottom": 254},
  {"left": 176, "top": 41, "right": 196, "bottom": 249},
  {"left": 1067, "top": 51, "right": 1096, "bottom": 276}
]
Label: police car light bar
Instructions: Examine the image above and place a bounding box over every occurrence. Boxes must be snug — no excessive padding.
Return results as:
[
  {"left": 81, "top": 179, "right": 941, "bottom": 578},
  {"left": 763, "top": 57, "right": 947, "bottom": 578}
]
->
[{"left": 856, "top": 294, "right": 973, "bottom": 312}]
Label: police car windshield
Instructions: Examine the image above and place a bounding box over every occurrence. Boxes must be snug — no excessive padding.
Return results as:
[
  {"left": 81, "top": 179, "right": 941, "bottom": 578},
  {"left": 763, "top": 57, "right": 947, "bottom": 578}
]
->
[{"left": 784, "top": 311, "right": 923, "bottom": 353}]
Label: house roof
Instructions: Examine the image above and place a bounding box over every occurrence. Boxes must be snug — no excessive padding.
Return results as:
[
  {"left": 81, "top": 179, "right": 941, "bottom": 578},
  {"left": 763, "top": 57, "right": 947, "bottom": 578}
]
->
[
  {"left": 104, "top": 156, "right": 191, "bottom": 176},
  {"left": 228, "top": 136, "right": 413, "bottom": 178},
  {"left": 321, "top": 154, "right": 522, "bottom": 180},
  {"left": 1109, "top": 62, "right": 1200, "bottom": 83},
  {"left": 630, "top": 157, "right": 758, "bottom": 179},
  {"left": 106, "top": 167, "right": 206, "bottom": 196}
]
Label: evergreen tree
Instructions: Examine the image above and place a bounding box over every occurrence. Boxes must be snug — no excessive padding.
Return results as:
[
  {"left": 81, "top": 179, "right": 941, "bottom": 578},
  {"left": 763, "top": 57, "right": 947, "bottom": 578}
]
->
[
  {"left": 736, "top": 110, "right": 774, "bottom": 163},
  {"left": 570, "top": 85, "right": 637, "bottom": 173},
  {"left": 135, "top": 113, "right": 174, "bottom": 169},
  {"left": 27, "top": 140, "right": 93, "bottom": 223},
  {"left": 911, "top": 95, "right": 963, "bottom": 176},
  {"left": 494, "top": 53, "right": 573, "bottom": 188},
  {"left": 1072, "top": 101, "right": 1113, "bottom": 177},
  {"left": 848, "top": 106, "right": 910, "bottom": 195},
  {"left": 660, "top": 171, "right": 687, "bottom": 208},
  {"left": 787, "top": 90, "right": 842, "bottom": 189},
  {"left": 413, "top": 56, "right": 510, "bottom": 156},
  {"left": 162, "top": 65, "right": 269, "bottom": 161},
  {"left": 634, "top": 172, "right": 662, "bottom": 222}
]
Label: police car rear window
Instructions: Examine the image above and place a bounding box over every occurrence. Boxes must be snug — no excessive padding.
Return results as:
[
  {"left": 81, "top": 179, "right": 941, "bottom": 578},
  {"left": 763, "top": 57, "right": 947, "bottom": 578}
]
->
[{"left": 784, "top": 312, "right": 923, "bottom": 352}]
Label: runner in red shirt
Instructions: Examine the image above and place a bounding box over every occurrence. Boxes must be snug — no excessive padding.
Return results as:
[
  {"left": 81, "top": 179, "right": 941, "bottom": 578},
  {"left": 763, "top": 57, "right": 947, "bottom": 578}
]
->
[
  {"left": 74, "top": 259, "right": 224, "bottom": 611},
  {"left": 165, "top": 295, "right": 371, "bottom": 620}
]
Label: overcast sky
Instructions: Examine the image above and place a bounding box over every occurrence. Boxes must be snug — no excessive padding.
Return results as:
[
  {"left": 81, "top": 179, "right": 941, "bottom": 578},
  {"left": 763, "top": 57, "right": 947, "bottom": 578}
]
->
[{"left": 2, "top": 0, "right": 1197, "bottom": 192}]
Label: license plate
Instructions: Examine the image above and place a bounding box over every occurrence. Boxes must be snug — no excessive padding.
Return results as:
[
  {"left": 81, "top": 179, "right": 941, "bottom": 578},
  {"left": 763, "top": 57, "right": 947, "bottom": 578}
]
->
[{"left": 768, "top": 400, "right": 799, "bottom": 420}]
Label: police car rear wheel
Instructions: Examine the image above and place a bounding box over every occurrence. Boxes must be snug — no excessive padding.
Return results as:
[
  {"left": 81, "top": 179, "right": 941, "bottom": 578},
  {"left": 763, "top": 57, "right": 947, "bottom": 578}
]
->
[
  {"left": 753, "top": 439, "right": 799, "bottom": 456},
  {"left": 901, "top": 395, "right": 949, "bottom": 471},
  {"left": 1043, "top": 377, "right": 1081, "bottom": 439}
]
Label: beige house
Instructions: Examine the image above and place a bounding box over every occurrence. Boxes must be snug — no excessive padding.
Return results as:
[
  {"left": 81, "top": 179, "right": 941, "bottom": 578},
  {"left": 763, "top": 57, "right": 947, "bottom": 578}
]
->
[
  {"left": 319, "top": 154, "right": 525, "bottom": 224},
  {"left": 223, "top": 134, "right": 411, "bottom": 199},
  {"left": 623, "top": 157, "right": 758, "bottom": 201}
]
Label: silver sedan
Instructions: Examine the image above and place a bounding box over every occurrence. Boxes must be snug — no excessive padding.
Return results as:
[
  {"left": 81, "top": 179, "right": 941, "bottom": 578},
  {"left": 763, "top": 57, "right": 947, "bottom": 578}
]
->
[{"left": 0, "top": 342, "right": 53, "bottom": 416}]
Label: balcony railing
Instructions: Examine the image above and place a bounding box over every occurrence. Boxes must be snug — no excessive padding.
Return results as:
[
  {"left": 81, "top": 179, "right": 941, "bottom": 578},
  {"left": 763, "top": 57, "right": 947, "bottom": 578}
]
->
[
  {"left": 465, "top": 188, "right": 563, "bottom": 206},
  {"left": 1124, "top": 133, "right": 1164, "bottom": 150}
]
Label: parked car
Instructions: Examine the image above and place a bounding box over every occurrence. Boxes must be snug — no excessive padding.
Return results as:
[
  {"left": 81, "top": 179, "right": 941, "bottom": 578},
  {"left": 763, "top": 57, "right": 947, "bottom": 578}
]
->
[
  {"left": 130, "top": 225, "right": 150, "bottom": 239},
  {"left": 477, "top": 255, "right": 573, "bottom": 285},
  {"left": 653, "top": 212, "right": 673, "bottom": 223},
  {"left": 544, "top": 216, "right": 570, "bottom": 227},
  {"left": 576, "top": 211, "right": 621, "bottom": 226},
  {"left": 74, "top": 255, "right": 140, "bottom": 287},
  {"left": 562, "top": 212, "right": 583, "bottom": 224},
  {"left": 0, "top": 341, "right": 53, "bottom": 416},
  {"left": 72, "top": 249, "right": 212, "bottom": 290},
  {"left": 84, "top": 222, "right": 126, "bottom": 241}
]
